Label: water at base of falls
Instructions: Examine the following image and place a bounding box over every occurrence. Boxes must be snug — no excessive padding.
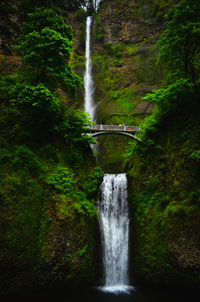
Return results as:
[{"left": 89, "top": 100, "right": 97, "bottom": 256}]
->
[
  {"left": 98, "top": 174, "right": 133, "bottom": 294},
  {"left": 98, "top": 285, "right": 134, "bottom": 294}
]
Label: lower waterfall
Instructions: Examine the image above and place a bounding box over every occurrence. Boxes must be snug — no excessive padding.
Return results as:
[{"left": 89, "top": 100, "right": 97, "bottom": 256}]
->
[{"left": 98, "top": 174, "right": 132, "bottom": 294}]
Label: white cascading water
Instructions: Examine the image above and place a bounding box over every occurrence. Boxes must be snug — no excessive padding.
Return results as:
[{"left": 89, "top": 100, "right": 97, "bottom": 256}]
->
[
  {"left": 84, "top": 16, "right": 96, "bottom": 122},
  {"left": 83, "top": 7, "right": 132, "bottom": 295},
  {"left": 98, "top": 174, "right": 132, "bottom": 294}
]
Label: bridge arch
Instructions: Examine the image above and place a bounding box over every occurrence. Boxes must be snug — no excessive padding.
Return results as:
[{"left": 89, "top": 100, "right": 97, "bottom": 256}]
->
[{"left": 88, "top": 131, "right": 141, "bottom": 142}]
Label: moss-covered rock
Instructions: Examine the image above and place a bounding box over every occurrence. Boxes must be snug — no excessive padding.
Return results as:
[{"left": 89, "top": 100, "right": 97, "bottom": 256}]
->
[
  {"left": 0, "top": 52, "right": 104, "bottom": 294},
  {"left": 128, "top": 100, "right": 200, "bottom": 286},
  {"left": 91, "top": 0, "right": 170, "bottom": 172},
  {"left": 0, "top": 139, "right": 103, "bottom": 294},
  {"left": 93, "top": 0, "right": 169, "bottom": 125}
]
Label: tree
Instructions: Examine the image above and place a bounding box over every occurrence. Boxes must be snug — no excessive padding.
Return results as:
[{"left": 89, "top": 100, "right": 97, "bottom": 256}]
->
[
  {"left": 10, "top": 83, "right": 93, "bottom": 146},
  {"left": 0, "top": 0, "right": 18, "bottom": 54},
  {"left": 18, "top": 0, "right": 87, "bottom": 18},
  {"left": 15, "top": 8, "right": 81, "bottom": 94},
  {"left": 157, "top": 0, "right": 200, "bottom": 83},
  {"left": 10, "top": 7, "right": 91, "bottom": 146}
]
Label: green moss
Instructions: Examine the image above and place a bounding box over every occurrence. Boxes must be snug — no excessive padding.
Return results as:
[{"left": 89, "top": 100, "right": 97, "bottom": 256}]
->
[
  {"left": 127, "top": 98, "right": 200, "bottom": 285},
  {"left": 0, "top": 94, "right": 102, "bottom": 293}
]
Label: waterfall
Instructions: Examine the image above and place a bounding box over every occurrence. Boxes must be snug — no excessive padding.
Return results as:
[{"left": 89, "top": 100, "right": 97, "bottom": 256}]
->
[
  {"left": 98, "top": 174, "right": 132, "bottom": 294},
  {"left": 84, "top": 16, "right": 96, "bottom": 122}
]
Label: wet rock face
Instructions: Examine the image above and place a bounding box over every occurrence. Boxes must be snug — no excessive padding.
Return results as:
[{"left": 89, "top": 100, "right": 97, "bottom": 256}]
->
[
  {"left": 167, "top": 213, "right": 200, "bottom": 271},
  {"left": 92, "top": 0, "right": 168, "bottom": 126},
  {"left": 134, "top": 101, "right": 154, "bottom": 114},
  {"left": 96, "top": 0, "right": 164, "bottom": 47},
  {"left": 89, "top": 0, "right": 168, "bottom": 173},
  {"left": 65, "top": 11, "right": 86, "bottom": 55}
]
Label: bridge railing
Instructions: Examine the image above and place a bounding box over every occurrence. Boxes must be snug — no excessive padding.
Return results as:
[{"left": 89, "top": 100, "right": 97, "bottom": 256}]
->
[{"left": 87, "top": 124, "right": 140, "bottom": 132}]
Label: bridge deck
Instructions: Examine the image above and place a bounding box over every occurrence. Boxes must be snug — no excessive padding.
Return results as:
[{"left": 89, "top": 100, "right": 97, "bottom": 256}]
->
[{"left": 87, "top": 124, "right": 140, "bottom": 133}]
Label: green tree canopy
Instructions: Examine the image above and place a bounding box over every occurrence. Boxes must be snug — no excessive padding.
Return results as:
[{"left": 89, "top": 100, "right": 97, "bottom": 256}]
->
[
  {"left": 158, "top": 0, "right": 200, "bottom": 83},
  {"left": 126, "top": 0, "right": 200, "bottom": 155},
  {"left": 15, "top": 8, "right": 81, "bottom": 94},
  {"left": 8, "top": 6, "right": 91, "bottom": 148},
  {"left": 20, "top": 7, "right": 73, "bottom": 40},
  {"left": 18, "top": 0, "right": 87, "bottom": 19}
]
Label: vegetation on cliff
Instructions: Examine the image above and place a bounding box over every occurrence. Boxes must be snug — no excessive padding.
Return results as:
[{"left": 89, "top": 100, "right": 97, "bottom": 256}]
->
[
  {"left": 124, "top": 0, "right": 200, "bottom": 285},
  {"left": 92, "top": 0, "right": 170, "bottom": 172},
  {"left": 1, "top": 0, "right": 200, "bottom": 293},
  {"left": 0, "top": 1, "right": 103, "bottom": 294}
]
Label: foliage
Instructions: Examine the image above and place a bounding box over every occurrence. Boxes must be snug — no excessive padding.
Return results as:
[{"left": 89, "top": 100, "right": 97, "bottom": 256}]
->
[
  {"left": 141, "top": 78, "right": 194, "bottom": 128},
  {"left": 11, "top": 84, "right": 60, "bottom": 113},
  {"left": 20, "top": 7, "right": 74, "bottom": 39},
  {"left": 9, "top": 83, "right": 62, "bottom": 143},
  {"left": 96, "top": 33, "right": 105, "bottom": 43},
  {"left": 190, "top": 150, "right": 200, "bottom": 162},
  {"left": 47, "top": 165, "right": 102, "bottom": 217},
  {"left": 128, "top": 100, "right": 200, "bottom": 281},
  {"left": 63, "top": 109, "right": 93, "bottom": 141},
  {"left": 124, "top": 78, "right": 195, "bottom": 163},
  {"left": 11, "top": 88, "right": 94, "bottom": 149},
  {"left": 157, "top": 0, "right": 200, "bottom": 83},
  {"left": 123, "top": 2, "right": 200, "bottom": 284},
  {"left": 0, "top": 0, "right": 100, "bottom": 293},
  {"left": 11, "top": 145, "right": 43, "bottom": 175},
  {"left": 83, "top": 167, "right": 104, "bottom": 199},
  {"left": 18, "top": 0, "right": 87, "bottom": 18},
  {"left": 0, "top": 140, "right": 99, "bottom": 290},
  {"left": 15, "top": 8, "right": 81, "bottom": 94},
  {"left": 104, "top": 43, "right": 123, "bottom": 58},
  {"left": 74, "top": 8, "right": 87, "bottom": 22},
  {"left": 112, "top": 89, "right": 136, "bottom": 114},
  {"left": 6, "top": 7, "right": 91, "bottom": 148},
  {"left": 0, "top": 74, "right": 19, "bottom": 100},
  {"left": 46, "top": 166, "right": 75, "bottom": 193},
  {"left": 123, "top": 0, "right": 200, "bottom": 160}
]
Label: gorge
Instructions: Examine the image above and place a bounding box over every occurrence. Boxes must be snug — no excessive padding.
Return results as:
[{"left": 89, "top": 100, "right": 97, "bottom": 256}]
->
[
  {"left": 0, "top": 0, "right": 200, "bottom": 300},
  {"left": 83, "top": 10, "right": 132, "bottom": 293}
]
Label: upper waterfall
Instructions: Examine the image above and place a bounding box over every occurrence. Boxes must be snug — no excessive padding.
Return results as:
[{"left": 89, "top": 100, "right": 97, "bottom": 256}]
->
[{"left": 84, "top": 16, "right": 96, "bottom": 122}]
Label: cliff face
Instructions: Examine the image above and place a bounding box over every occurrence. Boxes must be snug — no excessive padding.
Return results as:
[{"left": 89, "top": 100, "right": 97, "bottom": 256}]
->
[
  {"left": 92, "top": 0, "right": 200, "bottom": 287},
  {"left": 95, "top": 0, "right": 164, "bottom": 45},
  {"left": 0, "top": 126, "right": 103, "bottom": 293},
  {"left": 93, "top": 0, "right": 169, "bottom": 124},
  {"left": 1, "top": 0, "right": 199, "bottom": 292},
  {"left": 0, "top": 8, "right": 103, "bottom": 294},
  {"left": 128, "top": 100, "right": 200, "bottom": 286},
  {"left": 92, "top": 0, "right": 170, "bottom": 172}
]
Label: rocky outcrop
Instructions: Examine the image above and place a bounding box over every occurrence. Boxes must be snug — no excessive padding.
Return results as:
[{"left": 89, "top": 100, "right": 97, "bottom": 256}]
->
[
  {"left": 91, "top": 0, "right": 169, "bottom": 172},
  {"left": 167, "top": 213, "right": 200, "bottom": 271},
  {"left": 93, "top": 0, "right": 170, "bottom": 125},
  {"left": 95, "top": 0, "right": 164, "bottom": 47}
]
